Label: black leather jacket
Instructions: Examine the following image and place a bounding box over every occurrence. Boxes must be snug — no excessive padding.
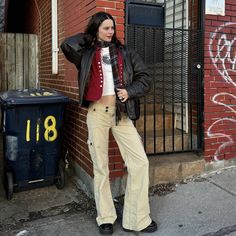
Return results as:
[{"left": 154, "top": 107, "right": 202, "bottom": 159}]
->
[{"left": 60, "top": 33, "right": 152, "bottom": 120}]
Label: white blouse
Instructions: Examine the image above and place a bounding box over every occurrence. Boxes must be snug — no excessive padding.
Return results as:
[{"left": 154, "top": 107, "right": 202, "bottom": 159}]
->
[{"left": 101, "top": 47, "right": 115, "bottom": 96}]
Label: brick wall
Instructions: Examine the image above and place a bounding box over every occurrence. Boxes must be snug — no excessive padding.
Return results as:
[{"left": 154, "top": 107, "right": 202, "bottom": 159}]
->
[
  {"left": 25, "top": 0, "right": 126, "bottom": 180},
  {"left": 204, "top": 0, "right": 236, "bottom": 161},
  {"left": 58, "top": 0, "right": 96, "bottom": 178}
]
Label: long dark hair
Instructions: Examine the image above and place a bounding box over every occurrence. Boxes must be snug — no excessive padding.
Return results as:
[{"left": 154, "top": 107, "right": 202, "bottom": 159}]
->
[{"left": 85, "top": 11, "right": 122, "bottom": 46}]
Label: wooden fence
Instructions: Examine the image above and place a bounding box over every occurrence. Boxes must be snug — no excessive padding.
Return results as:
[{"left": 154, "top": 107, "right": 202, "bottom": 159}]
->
[{"left": 0, "top": 33, "right": 38, "bottom": 91}]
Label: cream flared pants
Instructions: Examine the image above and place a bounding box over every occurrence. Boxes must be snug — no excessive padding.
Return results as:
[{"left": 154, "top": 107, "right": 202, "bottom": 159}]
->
[{"left": 86, "top": 102, "right": 152, "bottom": 231}]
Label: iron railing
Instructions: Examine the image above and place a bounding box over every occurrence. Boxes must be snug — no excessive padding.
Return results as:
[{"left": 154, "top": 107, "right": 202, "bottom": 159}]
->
[{"left": 126, "top": 25, "right": 203, "bottom": 154}]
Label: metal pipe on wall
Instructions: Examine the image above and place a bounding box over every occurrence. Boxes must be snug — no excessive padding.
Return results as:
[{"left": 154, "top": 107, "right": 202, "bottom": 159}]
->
[{"left": 51, "top": 0, "right": 58, "bottom": 74}]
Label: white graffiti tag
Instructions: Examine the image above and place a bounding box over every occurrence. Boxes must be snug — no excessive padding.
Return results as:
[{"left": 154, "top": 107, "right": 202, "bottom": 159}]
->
[
  {"left": 212, "top": 92, "right": 236, "bottom": 114},
  {"left": 209, "top": 22, "right": 236, "bottom": 86},
  {"left": 207, "top": 118, "right": 236, "bottom": 161},
  {"left": 208, "top": 93, "right": 236, "bottom": 161},
  {"left": 208, "top": 22, "right": 236, "bottom": 161}
]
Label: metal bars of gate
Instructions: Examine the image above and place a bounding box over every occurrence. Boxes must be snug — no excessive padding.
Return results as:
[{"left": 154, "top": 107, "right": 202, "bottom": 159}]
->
[{"left": 125, "top": 0, "right": 203, "bottom": 155}]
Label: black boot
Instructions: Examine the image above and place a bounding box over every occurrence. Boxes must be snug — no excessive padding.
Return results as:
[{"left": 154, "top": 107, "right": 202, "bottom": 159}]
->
[
  {"left": 99, "top": 223, "right": 113, "bottom": 235},
  {"left": 123, "top": 220, "right": 158, "bottom": 233}
]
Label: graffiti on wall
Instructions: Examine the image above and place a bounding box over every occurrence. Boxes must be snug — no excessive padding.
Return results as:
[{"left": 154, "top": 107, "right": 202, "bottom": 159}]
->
[{"left": 208, "top": 22, "right": 236, "bottom": 161}]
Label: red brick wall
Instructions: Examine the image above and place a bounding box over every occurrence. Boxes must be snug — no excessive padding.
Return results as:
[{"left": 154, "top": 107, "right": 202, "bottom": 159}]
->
[
  {"left": 25, "top": 0, "right": 126, "bottom": 179},
  {"left": 204, "top": 0, "right": 236, "bottom": 161},
  {"left": 58, "top": 0, "right": 97, "bottom": 177}
]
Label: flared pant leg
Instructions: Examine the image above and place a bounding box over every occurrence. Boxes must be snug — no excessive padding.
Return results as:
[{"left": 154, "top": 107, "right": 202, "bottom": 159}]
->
[
  {"left": 111, "top": 116, "right": 152, "bottom": 231},
  {"left": 86, "top": 104, "right": 117, "bottom": 226}
]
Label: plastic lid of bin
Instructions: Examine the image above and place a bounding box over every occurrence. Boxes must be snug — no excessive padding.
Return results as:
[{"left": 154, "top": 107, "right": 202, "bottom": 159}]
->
[{"left": 0, "top": 88, "right": 69, "bottom": 106}]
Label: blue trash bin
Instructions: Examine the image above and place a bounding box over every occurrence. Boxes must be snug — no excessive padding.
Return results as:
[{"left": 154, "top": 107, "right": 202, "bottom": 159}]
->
[{"left": 0, "top": 88, "right": 69, "bottom": 199}]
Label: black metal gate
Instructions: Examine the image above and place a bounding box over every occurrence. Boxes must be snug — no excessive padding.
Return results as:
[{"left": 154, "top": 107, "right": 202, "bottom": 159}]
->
[{"left": 126, "top": 0, "right": 203, "bottom": 155}]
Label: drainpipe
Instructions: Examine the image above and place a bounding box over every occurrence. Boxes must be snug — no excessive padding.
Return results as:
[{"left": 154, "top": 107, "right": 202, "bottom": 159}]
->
[{"left": 51, "top": 0, "right": 58, "bottom": 74}]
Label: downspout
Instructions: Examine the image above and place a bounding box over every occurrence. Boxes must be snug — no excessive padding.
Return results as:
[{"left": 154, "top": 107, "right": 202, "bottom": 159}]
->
[{"left": 51, "top": 0, "right": 58, "bottom": 74}]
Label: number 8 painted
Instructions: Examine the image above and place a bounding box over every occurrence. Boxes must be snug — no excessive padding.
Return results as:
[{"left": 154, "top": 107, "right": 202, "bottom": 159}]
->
[{"left": 44, "top": 115, "right": 57, "bottom": 141}]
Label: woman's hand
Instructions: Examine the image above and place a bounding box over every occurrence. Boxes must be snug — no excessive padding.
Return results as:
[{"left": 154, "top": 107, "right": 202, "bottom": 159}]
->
[{"left": 116, "top": 88, "right": 129, "bottom": 102}]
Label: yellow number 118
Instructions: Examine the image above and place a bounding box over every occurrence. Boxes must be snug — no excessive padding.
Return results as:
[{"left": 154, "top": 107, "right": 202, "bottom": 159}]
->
[{"left": 26, "top": 115, "right": 58, "bottom": 142}]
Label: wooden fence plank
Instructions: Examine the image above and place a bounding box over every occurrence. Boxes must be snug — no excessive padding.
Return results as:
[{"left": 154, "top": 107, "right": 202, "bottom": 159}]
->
[
  {"left": 0, "top": 33, "right": 8, "bottom": 91},
  {"left": 29, "top": 34, "right": 38, "bottom": 88},
  {"left": 16, "top": 34, "right": 24, "bottom": 89},
  {"left": 35, "top": 35, "right": 39, "bottom": 88},
  {"left": 23, "top": 34, "right": 29, "bottom": 88},
  {"left": 6, "top": 33, "right": 16, "bottom": 90},
  {"left": 0, "top": 33, "right": 38, "bottom": 91},
  {"left": 0, "top": 34, "right": 5, "bottom": 90}
]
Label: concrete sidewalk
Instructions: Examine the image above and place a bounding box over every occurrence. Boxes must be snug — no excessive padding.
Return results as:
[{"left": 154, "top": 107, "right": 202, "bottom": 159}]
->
[{"left": 0, "top": 166, "right": 236, "bottom": 236}]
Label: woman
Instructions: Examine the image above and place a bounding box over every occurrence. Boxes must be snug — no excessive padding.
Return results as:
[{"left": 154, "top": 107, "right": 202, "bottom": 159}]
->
[{"left": 61, "top": 12, "right": 157, "bottom": 235}]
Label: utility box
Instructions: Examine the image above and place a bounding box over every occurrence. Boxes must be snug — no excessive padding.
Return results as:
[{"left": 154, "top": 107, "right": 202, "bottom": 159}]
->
[{"left": 0, "top": 88, "right": 69, "bottom": 199}]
